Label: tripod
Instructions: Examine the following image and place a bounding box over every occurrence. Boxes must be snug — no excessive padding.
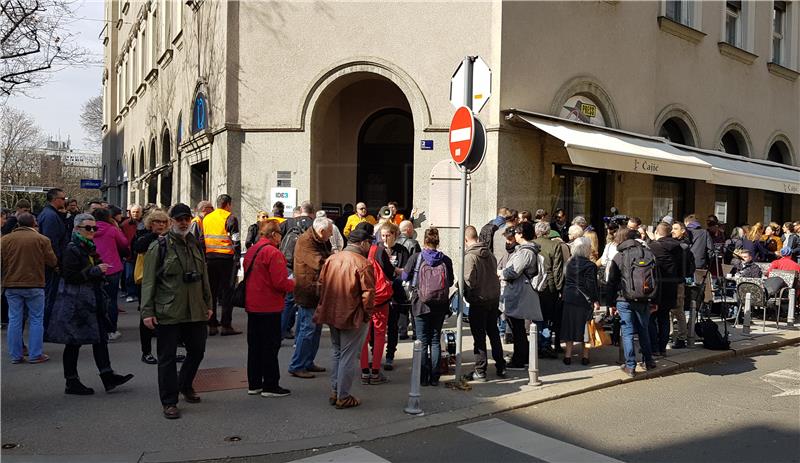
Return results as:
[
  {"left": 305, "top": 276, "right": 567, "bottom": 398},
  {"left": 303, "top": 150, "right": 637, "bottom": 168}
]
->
[{"left": 708, "top": 245, "right": 731, "bottom": 343}]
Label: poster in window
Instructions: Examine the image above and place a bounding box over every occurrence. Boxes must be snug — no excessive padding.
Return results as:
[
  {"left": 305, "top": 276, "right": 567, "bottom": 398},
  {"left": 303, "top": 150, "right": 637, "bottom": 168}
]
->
[
  {"left": 763, "top": 206, "right": 772, "bottom": 225},
  {"left": 714, "top": 201, "right": 728, "bottom": 224},
  {"left": 559, "top": 95, "right": 607, "bottom": 127}
]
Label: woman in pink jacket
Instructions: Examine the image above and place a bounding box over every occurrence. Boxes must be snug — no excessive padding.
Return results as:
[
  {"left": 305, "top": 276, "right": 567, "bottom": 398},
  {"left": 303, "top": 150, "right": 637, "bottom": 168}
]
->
[
  {"left": 91, "top": 208, "right": 129, "bottom": 341},
  {"left": 244, "top": 220, "right": 295, "bottom": 397}
]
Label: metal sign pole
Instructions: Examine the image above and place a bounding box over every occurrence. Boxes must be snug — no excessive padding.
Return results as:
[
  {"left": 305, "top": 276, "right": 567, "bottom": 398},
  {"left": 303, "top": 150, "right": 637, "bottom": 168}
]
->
[{"left": 454, "top": 56, "right": 474, "bottom": 383}]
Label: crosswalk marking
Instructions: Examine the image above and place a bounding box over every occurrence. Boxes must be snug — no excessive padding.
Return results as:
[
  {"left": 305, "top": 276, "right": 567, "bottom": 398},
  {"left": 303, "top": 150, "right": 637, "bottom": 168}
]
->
[
  {"left": 291, "top": 446, "right": 391, "bottom": 463},
  {"left": 459, "top": 418, "right": 625, "bottom": 463}
]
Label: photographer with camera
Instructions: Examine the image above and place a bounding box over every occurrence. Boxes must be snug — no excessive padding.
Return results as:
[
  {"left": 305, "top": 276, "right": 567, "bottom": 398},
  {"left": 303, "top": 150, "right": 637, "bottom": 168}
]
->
[{"left": 141, "top": 204, "right": 213, "bottom": 420}]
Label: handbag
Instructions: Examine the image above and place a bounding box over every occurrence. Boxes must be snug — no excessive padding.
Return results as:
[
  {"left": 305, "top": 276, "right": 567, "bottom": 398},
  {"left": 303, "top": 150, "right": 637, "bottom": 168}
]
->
[
  {"left": 231, "top": 244, "right": 267, "bottom": 308},
  {"left": 402, "top": 254, "right": 424, "bottom": 301},
  {"left": 133, "top": 253, "right": 145, "bottom": 284},
  {"left": 587, "top": 319, "right": 612, "bottom": 348}
]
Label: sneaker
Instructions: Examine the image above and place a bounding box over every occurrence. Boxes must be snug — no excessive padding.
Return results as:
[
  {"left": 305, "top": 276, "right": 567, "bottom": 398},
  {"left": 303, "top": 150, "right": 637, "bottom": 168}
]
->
[
  {"left": 141, "top": 354, "right": 158, "bottom": 364},
  {"left": 369, "top": 372, "right": 389, "bottom": 385},
  {"left": 108, "top": 331, "right": 122, "bottom": 342},
  {"left": 672, "top": 339, "right": 687, "bottom": 349},
  {"left": 10, "top": 358, "right": 25, "bottom": 364},
  {"left": 262, "top": 386, "right": 291, "bottom": 397},
  {"left": 468, "top": 371, "right": 487, "bottom": 382},
  {"left": 383, "top": 358, "right": 394, "bottom": 371},
  {"left": 361, "top": 372, "right": 371, "bottom": 385},
  {"left": 28, "top": 354, "right": 50, "bottom": 364},
  {"left": 125, "top": 296, "right": 136, "bottom": 303},
  {"left": 248, "top": 388, "right": 262, "bottom": 395}
]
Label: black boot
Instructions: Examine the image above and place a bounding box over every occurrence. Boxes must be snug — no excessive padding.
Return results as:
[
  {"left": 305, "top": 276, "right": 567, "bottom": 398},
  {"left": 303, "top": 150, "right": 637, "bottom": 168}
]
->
[
  {"left": 100, "top": 372, "right": 134, "bottom": 392},
  {"left": 65, "top": 378, "right": 94, "bottom": 395}
]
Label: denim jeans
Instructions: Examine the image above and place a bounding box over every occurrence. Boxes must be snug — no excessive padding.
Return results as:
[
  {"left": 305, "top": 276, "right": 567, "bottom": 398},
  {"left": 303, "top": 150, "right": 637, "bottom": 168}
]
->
[
  {"left": 616, "top": 300, "right": 653, "bottom": 370},
  {"left": 288, "top": 306, "right": 322, "bottom": 372},
  {"left": 103, "top": 272, "right": 122, "bottom": 332},
  {"left": 281, "top": 291, "right": 298, "bottom": 338},
  {"left": 6, "top": 288, "right": 45, "bottom": 361},
  {"left": 414, "top": 311, "right": 446, "bottom": 383}
]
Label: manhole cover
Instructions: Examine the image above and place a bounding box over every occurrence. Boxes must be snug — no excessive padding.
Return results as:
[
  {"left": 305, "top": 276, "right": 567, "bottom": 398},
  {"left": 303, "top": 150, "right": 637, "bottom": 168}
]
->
[
  {"left": 224, "top": 436, "right": 242, "bottom": 442},
  {"left": 192, "top": 367, "right": 248, "bottom": 392},
  {"left": 2, "top": 443, "right": 19, "bottom": 450}
]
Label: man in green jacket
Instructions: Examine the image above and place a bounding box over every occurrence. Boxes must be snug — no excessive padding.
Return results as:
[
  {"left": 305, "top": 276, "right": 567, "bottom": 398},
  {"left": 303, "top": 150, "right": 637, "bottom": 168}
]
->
[
  {"left": 533, "top": 221, "right": 565, "bottom": 358},
  {"left": 141, "top": 203, "right": 213, "bottom": 420}
]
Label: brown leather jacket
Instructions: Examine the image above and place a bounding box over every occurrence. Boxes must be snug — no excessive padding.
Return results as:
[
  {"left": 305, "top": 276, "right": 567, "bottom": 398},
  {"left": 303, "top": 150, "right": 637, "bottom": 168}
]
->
[
  {"left": 1, "top": 227, "right": 58, "bottom": 288},
  {"left": 293, "top": 227, "right": 332, "bottom": 308},
  {"left": 313, "top": 246, "right": 375, "bottom": 330}
]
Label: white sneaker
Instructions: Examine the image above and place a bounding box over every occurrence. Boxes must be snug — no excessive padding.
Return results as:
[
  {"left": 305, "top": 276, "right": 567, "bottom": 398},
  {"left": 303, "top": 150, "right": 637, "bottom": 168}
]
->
[
  {"left": 125, "top": 296, "right": 135, "bottom": 303},
  {"left": 247, "top": 389, "right": 262, "bottom": 395},
  {"left": 108, "top": 331, "right": 122, "bottom": 342}
]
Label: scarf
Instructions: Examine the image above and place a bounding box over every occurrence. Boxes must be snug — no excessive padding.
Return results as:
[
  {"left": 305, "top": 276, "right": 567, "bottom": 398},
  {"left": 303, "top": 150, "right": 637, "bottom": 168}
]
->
[{"left": 73, "top": 232, "right": 99, "bottom": 265}]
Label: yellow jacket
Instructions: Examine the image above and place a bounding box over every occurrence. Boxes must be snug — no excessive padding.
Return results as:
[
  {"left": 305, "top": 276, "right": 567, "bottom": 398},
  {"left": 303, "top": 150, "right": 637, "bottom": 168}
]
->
[
  {"left": 343, "top": 214, "right": 376, "bottom": 237},
  {"left": 203, "top": 209, "right": 234, "bottom": 255}
]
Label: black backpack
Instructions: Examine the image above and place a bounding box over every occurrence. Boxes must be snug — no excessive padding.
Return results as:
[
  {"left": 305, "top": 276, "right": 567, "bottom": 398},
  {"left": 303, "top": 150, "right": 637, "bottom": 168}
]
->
[
  {"left": 478, "top": 222, "right": 498, "bottom": 249},
  {"left": 279, "top": 226, "right": 305, "bottom": 270},
  {"left": 694, "top": 318, "right": 730, "bottom": 350},
  {"left": 619, "top": 243, "right": 659, "bottom": 302}
]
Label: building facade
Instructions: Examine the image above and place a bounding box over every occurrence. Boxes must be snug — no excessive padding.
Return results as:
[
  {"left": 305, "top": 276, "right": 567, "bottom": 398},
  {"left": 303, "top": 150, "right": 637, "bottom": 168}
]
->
[{"left": 101, "top": 0, "right": 800, "bottom": 256}]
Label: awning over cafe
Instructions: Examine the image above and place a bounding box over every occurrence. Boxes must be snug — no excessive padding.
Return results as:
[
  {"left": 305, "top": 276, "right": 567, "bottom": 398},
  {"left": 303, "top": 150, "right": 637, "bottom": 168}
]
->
[{"left": 505, "top": 110, "right": 800, "bottom": 194}]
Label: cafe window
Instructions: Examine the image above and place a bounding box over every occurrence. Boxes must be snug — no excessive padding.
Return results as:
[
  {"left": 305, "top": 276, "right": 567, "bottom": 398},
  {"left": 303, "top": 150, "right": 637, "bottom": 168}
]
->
[
  {"left": 715, "top": 186, "right": 742, "bottom": 228},
  {"left": 653, "top": 177, "right": 685, "bottom": 224},
  {"left": 763, "top": 191, "right": 784, "bottom": 224}
]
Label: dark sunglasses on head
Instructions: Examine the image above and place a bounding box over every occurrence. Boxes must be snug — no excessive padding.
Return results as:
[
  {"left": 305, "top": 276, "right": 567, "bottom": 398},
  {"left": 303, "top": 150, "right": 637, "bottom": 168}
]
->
[{"left": 78, "top": 225, "right": 98, "bottom": 232}]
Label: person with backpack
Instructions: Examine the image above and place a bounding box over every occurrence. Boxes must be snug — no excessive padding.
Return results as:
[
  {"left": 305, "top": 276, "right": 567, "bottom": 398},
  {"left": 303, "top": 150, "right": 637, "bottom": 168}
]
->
[
  {"left": 649, "top": 222, "right": 684, "bottom": 355},
  {"left": 141, "top": 204, "right": 211, "bottom": 419},
  {"left": 402, "top": 228, "right": 454, "bottom": 387},
  {"left": 606, "top": 228, "right": 658, "bottom": 378},
  {"left": 463, "top": 225, "right": 505, "bottom": 381},
  {"left": 500, "top": 222, "right": 544, "bottom": 370},
  {"left": 287, "top": 217, "right": 333, "bottom": 379},
  {"left": 279, "top": 203, "right": 314, "bottom": 340},
  {"left": 533, "top": 221, "right": 564, "bottom": 358}
]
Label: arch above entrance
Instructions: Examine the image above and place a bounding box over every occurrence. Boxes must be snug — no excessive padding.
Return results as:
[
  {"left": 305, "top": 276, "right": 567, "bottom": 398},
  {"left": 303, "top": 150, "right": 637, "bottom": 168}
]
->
[
  {"left": 301, "top": 58, "right": 431, "bottom": 131},
  {"left": 549, "top": 74, "right": 621, "bottom": 129}
]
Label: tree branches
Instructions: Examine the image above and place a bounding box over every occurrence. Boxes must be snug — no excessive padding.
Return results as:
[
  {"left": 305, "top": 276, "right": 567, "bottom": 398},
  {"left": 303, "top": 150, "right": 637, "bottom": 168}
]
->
[
  {"left": 79, "top": 93, "right": 102, "bottom": 148},
  {"left": 0, "top": 0, "right": 92, "bottom": 97}
]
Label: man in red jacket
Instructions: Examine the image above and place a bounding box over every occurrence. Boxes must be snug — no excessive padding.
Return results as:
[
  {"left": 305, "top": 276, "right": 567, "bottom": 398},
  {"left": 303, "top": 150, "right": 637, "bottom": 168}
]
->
[
  {"left": 243, "top": 221, "right": 295, "bottom": 397},
  {"left": 767, "top": 248, "right": 800, "bottom": 276}
]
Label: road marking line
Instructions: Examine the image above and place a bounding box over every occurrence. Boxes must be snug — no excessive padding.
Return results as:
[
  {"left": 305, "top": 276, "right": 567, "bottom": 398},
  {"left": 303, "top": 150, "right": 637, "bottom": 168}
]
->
[
  {"left": 291, "top": 446, "right": 391, "bottom": 463},
  {"left": 459, "top": 418, "right": 625, "bottom": 463},
  {"left": 761, "top": 369, "right": 800, "bottom": 397}
]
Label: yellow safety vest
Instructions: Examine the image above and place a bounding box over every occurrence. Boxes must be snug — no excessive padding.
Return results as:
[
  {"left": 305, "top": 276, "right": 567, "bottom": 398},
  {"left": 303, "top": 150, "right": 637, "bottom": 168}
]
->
[{"left": 203, "top": 209, "right": 234, "bottom": 255}]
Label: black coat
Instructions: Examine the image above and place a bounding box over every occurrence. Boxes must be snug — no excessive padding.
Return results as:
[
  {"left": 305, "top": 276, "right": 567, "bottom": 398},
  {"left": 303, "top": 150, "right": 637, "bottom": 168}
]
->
[
  {"left": 563, "top": 255, "right": 599, "bottom": 309},
  {"left": 649, "top": 237, "right": 683, "bottom": 311},
  {"left": 46, "top": 237, "right": 109, "bottom": 345}
]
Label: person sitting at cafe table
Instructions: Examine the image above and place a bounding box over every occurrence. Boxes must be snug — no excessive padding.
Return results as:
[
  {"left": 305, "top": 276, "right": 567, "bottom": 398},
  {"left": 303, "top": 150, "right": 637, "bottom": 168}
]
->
[
  {"left": 766, "top": 248, "right": 800, "bottom": 277},
  {"left": 731, "top": 249, "right": 762, "bottom": 278}
]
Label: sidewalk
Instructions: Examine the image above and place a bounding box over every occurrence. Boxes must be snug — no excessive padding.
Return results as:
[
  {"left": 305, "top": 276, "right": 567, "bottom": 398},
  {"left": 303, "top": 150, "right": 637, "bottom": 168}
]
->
[{"left": 2, "top": 299, "right": 798, "bottom": 463}]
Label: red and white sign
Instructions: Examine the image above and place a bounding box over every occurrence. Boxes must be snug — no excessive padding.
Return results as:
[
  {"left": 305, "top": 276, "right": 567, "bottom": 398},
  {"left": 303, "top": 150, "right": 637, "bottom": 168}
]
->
[{"left": 449, "top": 106, "right": 475, "bottom": 165}]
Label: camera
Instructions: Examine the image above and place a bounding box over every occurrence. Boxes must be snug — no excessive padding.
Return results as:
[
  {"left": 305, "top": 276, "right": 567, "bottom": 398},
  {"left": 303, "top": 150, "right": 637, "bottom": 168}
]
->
[
  {"left": 603, "top": 207, "right": 629, "bottom": 227},
  {"left": 183, "top": 271, "right": 202, "bottom": 283}
]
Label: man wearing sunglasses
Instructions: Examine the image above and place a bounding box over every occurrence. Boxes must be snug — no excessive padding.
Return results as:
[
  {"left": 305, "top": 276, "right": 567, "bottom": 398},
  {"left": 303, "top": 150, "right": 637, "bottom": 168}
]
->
[{"left": 342, "top": 202, "right": 376, "bottom": 238}]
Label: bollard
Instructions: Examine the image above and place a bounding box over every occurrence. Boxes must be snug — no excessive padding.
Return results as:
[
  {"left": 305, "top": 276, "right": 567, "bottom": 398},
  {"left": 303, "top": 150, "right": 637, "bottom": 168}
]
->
[
  {"left": 687, "top": 300, "right": 697, "bottom": 346},
  {"left": 528, "top": 323, "right": 543, "bottom": 387},
  {"left": 404, "top": 340, "right": 424, "bottom": 415},
  {"left": 788, "top": 289, "right": 796, "bottom": 328},
  {"left": 742, "top": 292, "right": 751, "bottom": 336}
]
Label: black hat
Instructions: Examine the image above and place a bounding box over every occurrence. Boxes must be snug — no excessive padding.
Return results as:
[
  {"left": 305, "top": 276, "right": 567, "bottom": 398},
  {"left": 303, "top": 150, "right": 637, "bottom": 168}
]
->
[
  {"left": 379, "top": 206, "right": 392, "bottom": 219},
  {"left": 354, "top": 221, "right": 374, "bottom": 236},
  {"left": 348, "top": 228, "right": 375, "bottom": 244},
  {"left": 169, "top": 203, "right": 193, "bottom": 219}
]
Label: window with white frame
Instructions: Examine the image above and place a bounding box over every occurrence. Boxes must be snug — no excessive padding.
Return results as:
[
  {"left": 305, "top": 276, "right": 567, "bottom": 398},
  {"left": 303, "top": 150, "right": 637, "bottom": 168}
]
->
[
  {"left": 773, "top": 1, "right": 787, "bottom": 64},
  {"left": 665, "top": 0, "right": 695, "bottom": 27},
  {"left": 726, "top": 1, "right": 743, "bottom": 47}
]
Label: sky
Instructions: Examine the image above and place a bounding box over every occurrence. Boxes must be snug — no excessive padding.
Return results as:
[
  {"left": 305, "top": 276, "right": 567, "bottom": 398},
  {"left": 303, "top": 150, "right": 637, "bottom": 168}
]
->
[{"left": 7, "top": 0, "right": 106, "bottom": 152}]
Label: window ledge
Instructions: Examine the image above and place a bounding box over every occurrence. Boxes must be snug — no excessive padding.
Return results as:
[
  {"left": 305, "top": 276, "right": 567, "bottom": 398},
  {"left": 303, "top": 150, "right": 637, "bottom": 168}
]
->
[
  {"left": 103, "top": 36, "right": 109, "bottom": 46},
  {"left": 158, "top": 49, "right": 173, "bottom": 69},
  {"left": 135, "top": 82, "right": 147, "bottom": 97},
  {"left": 145, "top": 68, "right": 159, "bottom": 85},
  {"left": 115, "top": 18, "right": 123, "bottom": 30},
  {"left": 114, "top": 115, "right": 123, "bottom": 124},
  {"left": 172, "top": 30, "right": 184, "bottom": 50},
  {"left": 718, "top": 42, "right": 758, "bottom": 65},
  {"left": 767, "top": 62, "right": 799, "bottom": 81},
  {"left": 126, "top": 95, "right": 138, "bottom": 109},
  {"left": 122, "top": 1, "right": 129, "bottom": 14},
  {"left": 657, "top": 16, "right": 706, "bottom": 44},
  {"left": 102, "top": 124, "right": 108, "bottom": 133},
  {"left": 120, "top": 106, "right": 129, "bottom": 116}
]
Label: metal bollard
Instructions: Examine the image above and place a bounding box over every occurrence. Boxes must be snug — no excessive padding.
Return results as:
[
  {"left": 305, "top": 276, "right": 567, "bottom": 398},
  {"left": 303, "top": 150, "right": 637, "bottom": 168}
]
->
[
  {"left": 528, "top": 323, "right": 543, "bottom": 387},
  {"left": 742, "top": 292, "right": 752, "bottom": 336},
  {"left": 404, "top": 340, "right": 424, "bottom": 415},
  {"left": 687, "top": 300, "right": 697, "bottom": 346},
  {"left": 788, "top": 289, "right": 796, "bottom": 328}
]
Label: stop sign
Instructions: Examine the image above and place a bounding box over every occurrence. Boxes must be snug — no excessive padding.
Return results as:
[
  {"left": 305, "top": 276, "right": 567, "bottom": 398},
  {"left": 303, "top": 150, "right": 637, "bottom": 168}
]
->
[{"left": 449, "top": 106, "right": 474, "bottom": 165}]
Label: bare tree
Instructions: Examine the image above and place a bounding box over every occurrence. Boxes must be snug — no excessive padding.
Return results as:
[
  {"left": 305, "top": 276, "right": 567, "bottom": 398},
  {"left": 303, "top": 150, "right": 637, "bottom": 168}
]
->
[
  {"left": 0, "top": 0, "right": 92, "bottom": 97},
  {"left": 79, "top": 93, "right": 102, "bottom": 148},
  {"left": 0, "top": 103, "right": 43, "bottom": 185}
]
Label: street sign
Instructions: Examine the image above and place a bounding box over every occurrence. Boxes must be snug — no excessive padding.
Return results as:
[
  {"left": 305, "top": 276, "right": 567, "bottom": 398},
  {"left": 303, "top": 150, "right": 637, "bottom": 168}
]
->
[
  {"left": 270, "top": 187, "right": 297, "bottom": 210},
  {"left": 450, "top": 56, "right": 491, "bottom": 113},
  {"left": 449, "top": 106, "right": 487, "bottom": 172},
  {"left": 449, "top": 106, "right": 474, "bottom": 165},
  {"left": 80, "top": 179, "right": 102, "bottom": 189}
]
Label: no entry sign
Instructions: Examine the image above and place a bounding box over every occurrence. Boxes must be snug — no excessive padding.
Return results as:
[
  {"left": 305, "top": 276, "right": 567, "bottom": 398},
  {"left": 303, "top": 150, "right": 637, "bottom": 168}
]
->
[
  {"left": 449, "top": 106, "right": 474, "bottom": 164},
  {"left": 448, "top": 106, "right": 486, "bottom": 172}
]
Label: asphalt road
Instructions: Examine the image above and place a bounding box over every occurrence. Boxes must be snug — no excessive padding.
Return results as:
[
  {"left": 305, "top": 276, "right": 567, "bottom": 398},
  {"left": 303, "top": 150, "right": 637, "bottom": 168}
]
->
[{"left": 233, "top": 346, "right": 800, "bottom": 463}]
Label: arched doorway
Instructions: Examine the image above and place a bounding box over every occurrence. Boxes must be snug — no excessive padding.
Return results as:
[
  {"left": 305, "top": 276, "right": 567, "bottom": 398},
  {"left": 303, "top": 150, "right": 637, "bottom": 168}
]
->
[
  {"left": 310, "top": 73, "right": 414, "bottom": 217},
  {"left": 357, "top": 109, "right": 413, "bottom": 212}
]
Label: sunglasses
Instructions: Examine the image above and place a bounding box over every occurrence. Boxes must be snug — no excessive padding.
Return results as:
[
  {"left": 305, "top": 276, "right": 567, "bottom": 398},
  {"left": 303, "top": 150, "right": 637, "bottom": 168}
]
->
[{"left": 78, "top": 225, "right": 98, "bottom": 232}]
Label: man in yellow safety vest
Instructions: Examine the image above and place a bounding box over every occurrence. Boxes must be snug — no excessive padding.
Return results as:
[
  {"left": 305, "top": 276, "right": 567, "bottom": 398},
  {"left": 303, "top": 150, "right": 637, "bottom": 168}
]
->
[{"left": 202, "top": 194, "right": 242, "bottom": 336}]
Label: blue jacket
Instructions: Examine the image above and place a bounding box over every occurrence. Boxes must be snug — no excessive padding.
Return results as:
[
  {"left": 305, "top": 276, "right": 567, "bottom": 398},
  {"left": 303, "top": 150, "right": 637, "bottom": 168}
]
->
[{"left": 37, "top": 204, "right": 67, "bottom": 260}]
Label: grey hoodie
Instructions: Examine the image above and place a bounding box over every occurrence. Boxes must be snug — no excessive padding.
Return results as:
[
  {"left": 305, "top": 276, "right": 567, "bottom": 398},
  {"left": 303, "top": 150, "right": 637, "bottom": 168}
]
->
[{"left": 464, "top": 242, "right": 501, "bottom": 304}]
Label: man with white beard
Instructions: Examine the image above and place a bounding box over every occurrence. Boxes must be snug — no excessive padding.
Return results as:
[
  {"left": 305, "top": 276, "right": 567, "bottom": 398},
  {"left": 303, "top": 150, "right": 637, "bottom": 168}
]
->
[{"left": 141, "top": 203, "right": 213, "bottom": 420}]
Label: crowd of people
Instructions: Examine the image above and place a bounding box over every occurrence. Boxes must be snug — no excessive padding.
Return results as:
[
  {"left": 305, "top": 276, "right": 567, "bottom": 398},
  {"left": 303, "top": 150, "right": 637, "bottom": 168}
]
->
[{"left": 2, "top": 190, "right": 800, "bottom": 419}]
